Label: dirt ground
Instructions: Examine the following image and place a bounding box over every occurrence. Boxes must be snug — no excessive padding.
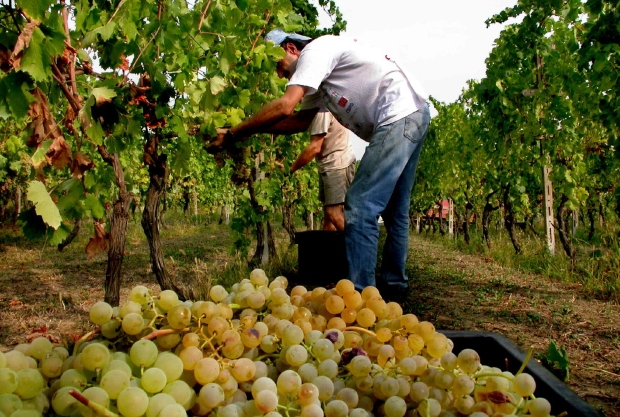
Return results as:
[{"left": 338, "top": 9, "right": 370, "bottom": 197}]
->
[
  {"left": 0, "top": 224, "right": 618, "bottom": 416},
  {"left": 403, "top": 234, "right": 620, "bottom": 417}
]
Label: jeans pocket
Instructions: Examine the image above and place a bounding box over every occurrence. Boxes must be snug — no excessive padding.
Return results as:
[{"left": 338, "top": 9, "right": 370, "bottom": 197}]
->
[{"left": 403, "top": 111, "right": 429, "bottom": 144}]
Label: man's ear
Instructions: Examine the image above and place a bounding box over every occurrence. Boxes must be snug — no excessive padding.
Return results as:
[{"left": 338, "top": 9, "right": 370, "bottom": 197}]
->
[{"left": 284, "top": 42, "right": 299, "bottom": 56}]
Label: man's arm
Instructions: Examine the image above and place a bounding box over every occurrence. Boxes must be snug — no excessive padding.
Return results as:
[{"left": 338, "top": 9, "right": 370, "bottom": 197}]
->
[
  {"left": 208, "top": 85, "right": 308, "bottom": 150},
  {"left": 290, "top": 133, "right": 325, "bottom": 173}
]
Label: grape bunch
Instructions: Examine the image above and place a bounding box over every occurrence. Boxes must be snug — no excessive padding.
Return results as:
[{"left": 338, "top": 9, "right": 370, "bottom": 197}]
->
[{"left": 0, "top": 270, "right": 556, "bottom": 417}]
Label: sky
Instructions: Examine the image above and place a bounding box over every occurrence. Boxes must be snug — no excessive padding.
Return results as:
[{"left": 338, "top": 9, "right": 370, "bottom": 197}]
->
[{"left": 311, "top": 0, "right": 519, "bottom": 157}]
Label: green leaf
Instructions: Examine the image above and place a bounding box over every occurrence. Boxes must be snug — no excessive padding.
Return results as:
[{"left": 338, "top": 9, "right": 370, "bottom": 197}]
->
[
  {"left": 84, "top": 194, "right": 105, "bottom": 219},
  {"left": 20, "top": 28, "right": 52, "bottom": 82},
  {"left": 27, "top": 180, "right": 62, "bottom": 229},
  {"left": 235, "top": 0, "right": 249, "bottom": 11},
  {"left": 9, "top": 161, "right": 23, "bottom": 172},
  {"left": 210, "top": 76, "right": 227, "bottom": 95},
  {"left": 101, "top": 21, "right": 116, "bottom": 41},
  {"left": 49, "top": 223, "right": 72, "bottom": 246},
  {"left": 16, "top": 0, "right": 54, "bottom": 20},
  {"left": 91, "top": 87, "right": 117, "bottom": 102},
  {"left": 227, "top": 108, "right": 245, "bottom": 126},
  {"left": 2, "top": 74, "right": 36, "bottom": 120},
  {"left": 31, "top": 140, "right": 53, "bottom": 167}
]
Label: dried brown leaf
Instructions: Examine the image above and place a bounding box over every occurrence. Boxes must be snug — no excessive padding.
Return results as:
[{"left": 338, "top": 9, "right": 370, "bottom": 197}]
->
[
  {"left": 11, "top": 20, "right": 41, "bottom": 70},
  {"left": 85, "top": 223, "right": 107, "bottom": 258},
  {"left": 46, "top": 136, "right": 73, "bottom": 169},
  {"left": 71, "top": 151, "right": 95, "bottom": 179}
]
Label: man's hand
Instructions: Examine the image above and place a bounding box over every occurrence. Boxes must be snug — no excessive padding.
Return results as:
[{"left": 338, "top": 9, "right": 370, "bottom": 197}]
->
[{"left": 205, "top": 128, "right": 233, "bottom": 154}]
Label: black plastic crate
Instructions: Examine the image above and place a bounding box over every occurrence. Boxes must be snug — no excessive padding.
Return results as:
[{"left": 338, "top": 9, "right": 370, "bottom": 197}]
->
[
  {"left": 295, "top": 230, "right": 348, "bottom": 287},
  {"left": 440, "top": 331, "right": 603, "bottom": 417}
]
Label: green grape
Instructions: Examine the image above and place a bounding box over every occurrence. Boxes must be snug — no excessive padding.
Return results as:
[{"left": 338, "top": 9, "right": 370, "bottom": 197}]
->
[
  {"left": 141, "top": 367, "right": 167, "bottom": 393},
  {"left": 231, "top": 358, "right": 256, "bottom": 382},
  {"left": 51, "top": 387, "right": 78, "bottom": 416},
  {"left": 528, "top": 397, "right": 552, "bottom": 417},
  {"left": 159, "top": 403, "right": 187, "bottom": 417},
  {"left": 167, "top": 304, "right": 191, "bottom": 329},
  {"left": 384, "top": 396, "right": 407, "bottom": 417},
  {"left": 178, "top": 346, "right": 202, "bottom": 371},
  {"left": 116, "top": 387, "right": 149, "bottom": 417},
  {"left": 145, "top": 393, "right": 176, "bottom": 417},
  {"left": 194, "top": 357, "right": 220, "bottom": 385},
  {"left": 40, "top": 355, "right": 63, "bottom": 379},
  {"left": 74, "top": 386, "right": 109, "bottom": 417},
  {"left": 281, "top": 325, "right": 304, "bottom": 346},
  {"left": 14, "top": 368, "right": 44, "bottom": 399},
  {"left": 13, "top": 344, "right": 31, "bottom": 356},
  {"left": 59, "top": 369, "right": 87, "bottom": 390},
  {"left": 153, "top": 352, "right": 184, "bottom": 382},
  {"left": 7, "top": 409, "right": 41, "bottom": 417},
  {"left": 129, "top": 340, "right": 158, "bottom": 368},
  {"left": 312, "top": 375, "right": 334, "bottom": 402},
  {"left": 120, "top": 301, "right": 143, "bottom": 318},
  {"left": 28, "top": 337, "right": 53, "bottom": 361},
  {"left": 513, "top": 373, "right": 536, "bottom": 397},
  {"left": 101, "top": 359, "right": 132, "bottom": 378},
  {"left": 456, "top": 349, "right": 480, "bottom": 375},
  {"left": 99, "top": 369, "right": 130, "bottom": 399},
  {"left": 129, "top": 285, "right": 151, "bottom": 305},
  {"left": 157, "top": 290, "right": 179, "bottom": 311},
  {"left": 277, "top": 370, "right": 301, "bottom": 396},
  {"left": 4, "top": 351, "right": 28, "bottom": 372},
  {"left": 209, "top": 285, "right": 229, "bottom": 303},
  {"left": 100, "top": 319, "right": 121, "bottom": 339},
  {"left": 0, "top": 368, "right": 18, "bottom": 394},
  {"left": 89, "top": 301, "right": 114, "bottom": 325},
  {"left": 80, "top": 343, "right": 110, "bottom": 371},
  {"left": 298, "top": 382, "right": 320, "bottom": 406},
  {"left": 255, "top": 390, "right": 278, "bottom": 413},
  {"left": 21, "top": 392, "right": 48, "bottom": 414},
  {"left": 121, "top": 312, "right": 145, "bottom": 335},
  {"left": 325, "top": 399, "right": 348, "bottom": 417},
  {"left": 156, "top": 326, "right": 181, "bottom": 349},
  {"left": 198, "top": 383, "right": 225, "bottom": 409},
  {"left": 250, "top": 268, "right": 268, "bottom": 286},
  {"left": 163, "top": 380, "right": 193, "bottom": 408},
  {"left": 0, "top": 393, "right": 23, "bottom": 416}
]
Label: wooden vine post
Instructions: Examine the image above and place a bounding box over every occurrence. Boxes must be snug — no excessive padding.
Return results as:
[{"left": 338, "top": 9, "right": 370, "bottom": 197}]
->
[
  {"left": 448, "top": 199, "right": 454, "bottom": 236},
  {"left": 537, "top": 52, "right": 556, "bottom": 255}
]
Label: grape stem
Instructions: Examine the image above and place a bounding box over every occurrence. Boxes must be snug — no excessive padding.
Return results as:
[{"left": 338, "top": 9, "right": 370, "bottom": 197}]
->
[
  {"left": 69, "top": 389, "right": 120, "bottom": 417},
  {"left": 72, "top": 330, "right": 99, "bottom": 357},
  {"left": 342, "top": 326, "right": 376, "bottom": 337},
  {"left": 516, "top": 346, "right": 534, "bottom": 375},
  {"left": 141, "top": 327, "right": 190, "bottom": 340}
]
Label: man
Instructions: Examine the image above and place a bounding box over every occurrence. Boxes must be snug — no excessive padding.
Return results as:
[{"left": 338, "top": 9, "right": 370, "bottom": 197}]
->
[
  {"left": 290, "top": 111, "right": 356, "bottom": 231},
  {"left": 209, "top": 29, "right": 430, "bottom": 293}
]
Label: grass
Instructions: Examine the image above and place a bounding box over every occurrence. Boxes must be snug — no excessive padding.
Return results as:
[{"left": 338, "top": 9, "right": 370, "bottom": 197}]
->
[{"left": 419, "top": 222, "right": 620, "bottom": 300}]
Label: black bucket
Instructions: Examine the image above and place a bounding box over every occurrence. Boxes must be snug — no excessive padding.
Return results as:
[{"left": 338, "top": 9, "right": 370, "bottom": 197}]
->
[
  {"left": 440, "top": 330, "right": 603, "bottom": 417},
  {"left": 295, "top": 230, "right": 348, "bottom": 288}
]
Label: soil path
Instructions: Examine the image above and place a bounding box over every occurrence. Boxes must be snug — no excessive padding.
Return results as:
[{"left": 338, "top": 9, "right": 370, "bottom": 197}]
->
[{"left": 404, "top": 234, "right": 620, "bottom": 416}]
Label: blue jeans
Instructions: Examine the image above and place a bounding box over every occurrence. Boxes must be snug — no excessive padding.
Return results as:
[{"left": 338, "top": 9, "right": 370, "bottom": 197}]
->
[{"left": 344, "top": 104, "right": 430, "bottom": 290}]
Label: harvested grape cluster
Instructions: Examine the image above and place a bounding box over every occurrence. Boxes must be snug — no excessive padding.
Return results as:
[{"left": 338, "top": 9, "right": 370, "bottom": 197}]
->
[{"left": 0, "top": 270, "right": 555, "bottom": 417}]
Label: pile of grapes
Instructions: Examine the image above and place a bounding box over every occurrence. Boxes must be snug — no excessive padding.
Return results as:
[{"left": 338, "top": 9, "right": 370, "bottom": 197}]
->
[{"left": 0, "top": 270, "right": 556, "bottom": 417}]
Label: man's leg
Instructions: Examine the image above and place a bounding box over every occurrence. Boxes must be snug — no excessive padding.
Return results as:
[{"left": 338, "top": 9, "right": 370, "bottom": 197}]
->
[
  {"left": 324, "top": 204, "right": 344, "bottom": 231},
  {"left": 381, "top": 106, "right": 430, "bottom": 285},
  {"left": 345, "top": 106, "right": 430, "bottom": 291},
  {"left": 322, "top": 163, "right": 355, "bottom": 232}
]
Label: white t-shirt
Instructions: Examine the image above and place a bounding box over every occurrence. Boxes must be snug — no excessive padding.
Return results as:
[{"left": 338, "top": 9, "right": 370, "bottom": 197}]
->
[
  {"left": 308, "top": 111, "right": 356, "bottom": 173},
  {"left": 289, "top": 35, "right": 428, "bottom": 141}
]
